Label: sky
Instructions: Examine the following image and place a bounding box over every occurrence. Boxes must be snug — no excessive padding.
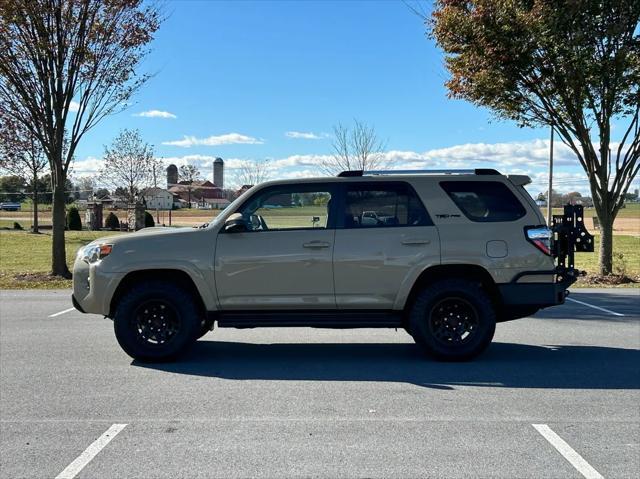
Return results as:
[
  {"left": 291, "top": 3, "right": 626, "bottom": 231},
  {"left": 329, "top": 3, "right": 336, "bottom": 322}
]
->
[{"left": 70, "top": 0, "right": 639, "bottom": 195}]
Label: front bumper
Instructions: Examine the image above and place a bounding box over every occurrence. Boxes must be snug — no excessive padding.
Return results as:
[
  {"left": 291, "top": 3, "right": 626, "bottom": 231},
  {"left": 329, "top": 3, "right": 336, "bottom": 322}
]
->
[
  {"left": 71, "top": 293, "right": 85, "bottom": 313},
  {"left": 72, "top": 257, "right": 123, "bottom": 316}
]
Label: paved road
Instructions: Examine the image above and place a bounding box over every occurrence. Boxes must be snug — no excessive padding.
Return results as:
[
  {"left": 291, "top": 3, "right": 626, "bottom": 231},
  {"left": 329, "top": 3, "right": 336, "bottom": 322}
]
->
[{"left": 1, "top": 288, "right": 638, "bottom": 478}]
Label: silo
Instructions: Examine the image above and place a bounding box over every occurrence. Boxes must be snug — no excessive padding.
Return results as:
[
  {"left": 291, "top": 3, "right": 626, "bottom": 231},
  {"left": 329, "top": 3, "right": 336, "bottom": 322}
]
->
[
  {"left": 213, "top": 157, "right": 224, "bottom": 188},
  {"left": 166, "top": 164, "right": 178, "bottom": 187}
]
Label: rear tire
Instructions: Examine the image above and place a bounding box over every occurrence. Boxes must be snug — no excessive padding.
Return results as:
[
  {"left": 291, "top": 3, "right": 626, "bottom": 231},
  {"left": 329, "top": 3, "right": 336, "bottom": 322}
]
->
[
  {"left": 113, "top": 281, "right": 200, "bottom": 362},
  {"left": 409, "top": 279, "right": 496, "bottom": 361}
]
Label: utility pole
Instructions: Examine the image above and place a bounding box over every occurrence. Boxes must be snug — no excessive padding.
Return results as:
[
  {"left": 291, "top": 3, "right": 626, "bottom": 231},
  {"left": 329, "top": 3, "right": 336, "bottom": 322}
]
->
[{"left": 547, "top": 123, "right": 554, "bottom": 227}]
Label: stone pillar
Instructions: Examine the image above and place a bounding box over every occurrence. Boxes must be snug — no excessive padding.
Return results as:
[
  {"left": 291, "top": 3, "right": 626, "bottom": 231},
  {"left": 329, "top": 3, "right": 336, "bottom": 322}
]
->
[
  {"left": 85, "top": 201, "right": 103, "bottom": 231},
  {"left": 128, "top": 203, "right": 145, "bottom": 231}
]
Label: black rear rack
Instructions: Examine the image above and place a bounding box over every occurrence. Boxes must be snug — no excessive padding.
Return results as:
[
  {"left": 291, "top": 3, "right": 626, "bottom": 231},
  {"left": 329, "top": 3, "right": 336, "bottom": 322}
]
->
[{"left": 551, "top": 204, "right": 594, "bottom": 276}]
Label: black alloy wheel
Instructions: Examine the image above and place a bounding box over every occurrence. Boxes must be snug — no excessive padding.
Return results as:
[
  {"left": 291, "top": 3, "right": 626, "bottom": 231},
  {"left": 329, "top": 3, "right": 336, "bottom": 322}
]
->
[
  {"left": 133, "top": 300, "right": 181, "bottom": 346},
  {"left": 428, "top": 297, "right": 479, "bottom": 346}
]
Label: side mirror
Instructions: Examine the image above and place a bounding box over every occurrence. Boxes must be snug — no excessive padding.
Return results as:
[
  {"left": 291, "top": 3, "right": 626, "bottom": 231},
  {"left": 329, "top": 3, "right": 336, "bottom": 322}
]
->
[{"left": 224, "top": 213, "right": 247, "bottom": 233}]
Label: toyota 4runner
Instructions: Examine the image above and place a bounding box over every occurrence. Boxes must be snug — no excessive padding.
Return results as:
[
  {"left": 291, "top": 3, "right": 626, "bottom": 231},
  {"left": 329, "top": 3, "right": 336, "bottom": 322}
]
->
[{"left": 72, "top": 169, "right": 593, "bottom": 362}]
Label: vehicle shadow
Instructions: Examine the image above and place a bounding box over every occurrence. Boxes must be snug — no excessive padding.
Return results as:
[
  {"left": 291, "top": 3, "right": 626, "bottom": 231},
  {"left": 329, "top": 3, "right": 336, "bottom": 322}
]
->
[{"left": 134, "top": 341, "right": 640, "bottom": 390}]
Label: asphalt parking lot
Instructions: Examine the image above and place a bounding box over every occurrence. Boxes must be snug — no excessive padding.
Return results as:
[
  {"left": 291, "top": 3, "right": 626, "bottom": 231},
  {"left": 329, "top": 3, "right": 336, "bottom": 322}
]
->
[{"left": 0, "top": 288, "right": 638, "bottom": 478}]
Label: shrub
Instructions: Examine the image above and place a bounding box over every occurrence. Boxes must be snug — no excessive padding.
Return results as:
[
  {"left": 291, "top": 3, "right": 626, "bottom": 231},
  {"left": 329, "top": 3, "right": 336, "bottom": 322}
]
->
[
  {"left": 613, "top": 252, "right": 628, "bottom": 277},
  {"left": 13, "top": 221, "right": 23, "bottom": 230},
  {"left": 144, "top": 211, "right": 155, "bottom": 228},
  {"left": 105, "top": 212, "right": 120, "bottom": 231},
  {"left": 67, "top": 207, "right": 82, "bottom": 230}
]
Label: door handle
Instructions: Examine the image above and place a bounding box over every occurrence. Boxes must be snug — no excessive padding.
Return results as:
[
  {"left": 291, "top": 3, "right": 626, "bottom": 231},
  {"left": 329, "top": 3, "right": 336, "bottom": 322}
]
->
[
  {"left": 401, "top": 238, "right": 431, "bottom": 245},
  {"left": 303, "top": 241, "right": 331, "bottom": 249}
]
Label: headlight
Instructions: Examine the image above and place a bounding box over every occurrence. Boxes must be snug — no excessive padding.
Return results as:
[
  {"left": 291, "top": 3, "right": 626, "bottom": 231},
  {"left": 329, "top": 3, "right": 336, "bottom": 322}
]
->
[{"left": 79, "top": 244, "right": 113, "bottom": 264}]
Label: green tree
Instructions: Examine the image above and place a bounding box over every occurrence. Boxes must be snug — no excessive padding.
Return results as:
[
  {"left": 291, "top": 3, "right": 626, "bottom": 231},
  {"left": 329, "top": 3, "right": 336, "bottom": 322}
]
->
[
  {"left": 95, "top": 188, "right": 110, "bottom": 199},
  {"left": 0, "top": 175, "right": 26, "bottom": 202},
  {"left": 431, "top": 0, "right": 639, "bottom": 275},
  {"left": 66, "top": 207, "right": 81, "bottom": 231},
  {"left": 105, "top": 212, "right": 120, "bottom": 231},
  {"left": 0, "top": 0, "right": 161, "bottom": 277},
  {"left": 0, "top": 104, "right": 48, "bottom": 232}
]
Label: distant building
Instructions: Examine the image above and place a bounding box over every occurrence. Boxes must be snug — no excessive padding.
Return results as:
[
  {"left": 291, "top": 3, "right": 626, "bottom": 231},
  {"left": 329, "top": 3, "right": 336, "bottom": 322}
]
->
[
  {"left": 169, "top": 180, "right": 226, "bottom": 207},
  {"left": 213, "top": 157, "right": 224, "bottom": 189},
  {"left": 166, "top": 164, "right": 178, "bottom": 188},
  {"left": 201, "top": 197, "right": 231, "bottom": 209},
  {"left": 100, "top": 195, "right": 128, "bottom": 210},
  {"left": 142, "top": 187, "right": 175, "bottom": 210}
]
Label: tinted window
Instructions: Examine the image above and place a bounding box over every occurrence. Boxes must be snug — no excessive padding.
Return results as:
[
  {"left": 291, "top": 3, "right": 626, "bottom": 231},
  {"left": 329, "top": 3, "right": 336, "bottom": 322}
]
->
[
  {"left": 343, "top": 183, "right": 431, "bottom": 228},
  {"left": 440, "top": 181, "right": 526, "bottom": 222},
  {"left": 239, "top": 185, "right": 334, "bottom": 231}
]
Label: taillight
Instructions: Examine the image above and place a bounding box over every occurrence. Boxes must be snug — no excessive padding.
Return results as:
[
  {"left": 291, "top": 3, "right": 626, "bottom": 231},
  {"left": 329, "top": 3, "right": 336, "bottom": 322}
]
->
[{"left": 525, "top": 226, "right": 551, "bottom": 255}]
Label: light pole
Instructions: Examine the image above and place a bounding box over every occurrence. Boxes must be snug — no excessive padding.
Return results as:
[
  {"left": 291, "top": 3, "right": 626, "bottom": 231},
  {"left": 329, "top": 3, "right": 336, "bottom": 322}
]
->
[{"left": 547, "top": 123, "right": 554, "bottom": 227}]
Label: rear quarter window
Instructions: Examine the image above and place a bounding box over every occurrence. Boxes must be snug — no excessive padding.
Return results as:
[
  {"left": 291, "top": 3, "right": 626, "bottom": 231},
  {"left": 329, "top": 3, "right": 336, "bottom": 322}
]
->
[{"left": 440, "top": 181, "right": 526, "bottom": 222}]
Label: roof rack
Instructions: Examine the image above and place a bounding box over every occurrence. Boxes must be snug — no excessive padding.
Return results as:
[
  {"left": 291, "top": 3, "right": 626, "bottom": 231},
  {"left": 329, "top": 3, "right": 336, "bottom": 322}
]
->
[{"left": 336, "top": 168, "right": 500, "bottom": 177}]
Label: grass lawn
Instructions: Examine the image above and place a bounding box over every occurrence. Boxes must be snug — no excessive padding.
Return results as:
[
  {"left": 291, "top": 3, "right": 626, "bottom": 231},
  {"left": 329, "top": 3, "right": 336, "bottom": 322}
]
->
[
  {"left": 574, "top": 234, "right": 640, "bottom": 286},
  {"left": 543, "top": 203, "right": 640, "bottom": 218},
  {"left": 0, "top": 229, "right": 122, "bottom": 289}
]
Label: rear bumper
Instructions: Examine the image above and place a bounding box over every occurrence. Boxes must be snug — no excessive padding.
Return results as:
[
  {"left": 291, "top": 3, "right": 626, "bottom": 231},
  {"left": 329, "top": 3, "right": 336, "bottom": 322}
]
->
[
  {"left": 498, "top": 271, "right": 576, "bottom": 308},
  {"left": 498, "top": 282, "right": 569, "bottom": 307}
]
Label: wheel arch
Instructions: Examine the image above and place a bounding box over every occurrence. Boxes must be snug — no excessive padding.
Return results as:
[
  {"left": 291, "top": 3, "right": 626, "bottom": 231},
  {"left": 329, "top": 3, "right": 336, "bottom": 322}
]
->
[
  {"left": 109, "top": 269, "right": 207, "bottom": 318},
  {"left": 402, "top": 264, "right": 502, "bottom": 314}
]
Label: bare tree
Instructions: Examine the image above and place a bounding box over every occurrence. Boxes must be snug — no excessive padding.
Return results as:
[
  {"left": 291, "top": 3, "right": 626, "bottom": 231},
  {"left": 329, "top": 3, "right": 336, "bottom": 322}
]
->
[
  {"left": 0, "top": 0, "right": 161, "bottom": 277},
  {"left": 150, "top": 159, "right": 165, "bottom": 188},
  {"left": 232, "top": 160, "right": 271, "bottom": 188},
  {"left": 320, "top": 119, "right": 387, "bottom": 175},
  {"left": 178, "top": 164, "right": 201, "bottom": 208},
  {"left": 100, "top": 129, "right": 155, "bottom": 204},
  {"left": 0, "top": 104, "right": 48, "bottom": 233}
]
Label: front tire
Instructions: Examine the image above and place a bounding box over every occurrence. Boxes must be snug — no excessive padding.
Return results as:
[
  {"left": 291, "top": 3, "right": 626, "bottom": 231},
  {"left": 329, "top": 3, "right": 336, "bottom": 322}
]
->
[
  {"left": 197, "top": 316, "right": 215, "bottom": 339},
  {"left": 113, "top": 281, "right": 200, "bottom": 362},
  {"left": 409, "top": 279, "right": 496, "bottom": 361}
]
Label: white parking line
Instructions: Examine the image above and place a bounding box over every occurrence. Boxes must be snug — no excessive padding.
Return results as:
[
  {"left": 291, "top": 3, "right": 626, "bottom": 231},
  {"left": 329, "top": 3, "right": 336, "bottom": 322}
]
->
[
  {"left": 55, "top": 423, "right": 127, "bottom": 479},
  {"left": 532, "top": 424, "right": 603, "bottom": 479},
  {"left": 567, "top": 297, "right": 625, "bottom": 317},
  {"left": 48, "top": 307, "right": 75, "bottom": 318}
]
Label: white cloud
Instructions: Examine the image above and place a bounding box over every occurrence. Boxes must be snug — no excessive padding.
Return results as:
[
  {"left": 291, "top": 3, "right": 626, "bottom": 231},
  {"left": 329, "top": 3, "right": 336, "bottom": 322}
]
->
[
  {"left": 74, "top": 138, "right": 605, "bottom": 194},
  {"left": 285, "top": 131, "right": 326, "bottom": 140},
  {"left": 69, "top": 101, "right": 80, "bottom": 112},
  {"left": 162, "top": 133, "right": 264, "bottom": 147},
  {"left": 70, "top": 156, "right": 103, "bottom": 178},
  {"left": 134, "top": 110, "right": 177, "bottom": 119},
  {"left": 380, "top": 140, "right": 577, "bottom": 169}
]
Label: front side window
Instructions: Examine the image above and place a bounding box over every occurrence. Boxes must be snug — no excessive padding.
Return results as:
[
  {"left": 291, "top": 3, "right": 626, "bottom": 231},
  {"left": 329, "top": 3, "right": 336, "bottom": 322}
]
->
[
  {"left": 343, "top": 183, "right": 431, "bottom": 228},
  {"left": 440, "top": 181, "right": 526, "bottom": 222},
  {"left": 238, "top": 185, "right": 334, "bottom": 231}
]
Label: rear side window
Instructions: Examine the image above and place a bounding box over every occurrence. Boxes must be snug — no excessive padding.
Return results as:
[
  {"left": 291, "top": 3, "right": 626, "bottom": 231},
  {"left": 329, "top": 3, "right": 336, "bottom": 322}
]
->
[
  {"left": 440, "top": 181, "right": 526, "bottom": 222},
  {"left": 343, "top": 182, "right": 431, "bottom": 228}
]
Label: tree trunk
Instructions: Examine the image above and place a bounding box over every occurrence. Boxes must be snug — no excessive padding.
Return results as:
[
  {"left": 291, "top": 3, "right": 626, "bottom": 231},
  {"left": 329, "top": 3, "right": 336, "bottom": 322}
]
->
[
  {"left": 51, "top": 180, "right": 71, "bottom": 278},
  {"left": 597, "top": 212, "right": 614, "bottom": 276},
  {"left": 32, "top": 189, "right": 39, "bottom": 234},
  {"left": 32, "top": 172, "right": 39, "bottom": 234}
]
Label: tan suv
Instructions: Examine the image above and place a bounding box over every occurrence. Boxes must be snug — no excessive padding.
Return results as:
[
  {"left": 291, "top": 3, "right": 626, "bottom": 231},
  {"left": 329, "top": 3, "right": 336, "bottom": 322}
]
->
[{"left": 72, "top": 169, "right": 593, "bottom": 362}]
